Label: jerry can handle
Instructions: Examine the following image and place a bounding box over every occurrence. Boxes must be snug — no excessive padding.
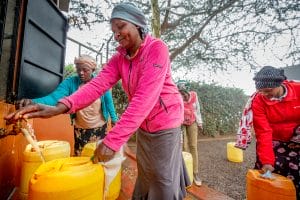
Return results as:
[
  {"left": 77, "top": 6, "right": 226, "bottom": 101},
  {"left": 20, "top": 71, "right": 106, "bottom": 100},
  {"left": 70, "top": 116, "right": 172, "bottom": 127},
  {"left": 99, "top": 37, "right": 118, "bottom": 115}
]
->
[{"left": 260, "top": 170, "right": 275, "bottom": 180}]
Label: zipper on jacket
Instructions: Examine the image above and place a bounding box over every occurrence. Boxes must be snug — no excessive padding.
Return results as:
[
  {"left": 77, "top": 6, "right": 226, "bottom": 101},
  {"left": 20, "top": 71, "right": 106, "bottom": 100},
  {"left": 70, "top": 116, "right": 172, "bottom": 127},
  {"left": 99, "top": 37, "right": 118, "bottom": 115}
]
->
[
  {"left": 128, "top": 61, "right": 132, "bottom": 97},
  {"left": 159, "top": 96, "right": 168, "bottom": 113},
  {"left": 144, "top": 97, "right": 167, "bottom": 133}
]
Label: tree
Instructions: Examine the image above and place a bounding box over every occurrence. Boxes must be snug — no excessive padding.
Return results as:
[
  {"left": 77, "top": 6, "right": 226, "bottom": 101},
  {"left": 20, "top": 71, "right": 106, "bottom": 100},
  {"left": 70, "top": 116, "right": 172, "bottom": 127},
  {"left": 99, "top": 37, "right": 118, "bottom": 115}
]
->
[
  {"left": 150, "top": 0, "right": 161, "bottom": 38},
  {"left": 187, "top": 82, "right": 248, "bottom": 136},
  {"left": 67, "top": 0, "right": 300, "bottom": 74},
  {"left": 67, "top": 0, "right": 107, "bottom": 30}
]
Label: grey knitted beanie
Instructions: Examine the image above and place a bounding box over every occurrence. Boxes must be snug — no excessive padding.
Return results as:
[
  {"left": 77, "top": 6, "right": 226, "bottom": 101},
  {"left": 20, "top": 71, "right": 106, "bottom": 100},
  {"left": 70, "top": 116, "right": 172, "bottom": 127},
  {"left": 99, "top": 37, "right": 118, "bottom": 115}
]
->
[
  {"left": 253, "top": 66, "right": 286, "bottom": 89},
  {"left": 111, "top": 2, "right": 148, "bottom": 32}
]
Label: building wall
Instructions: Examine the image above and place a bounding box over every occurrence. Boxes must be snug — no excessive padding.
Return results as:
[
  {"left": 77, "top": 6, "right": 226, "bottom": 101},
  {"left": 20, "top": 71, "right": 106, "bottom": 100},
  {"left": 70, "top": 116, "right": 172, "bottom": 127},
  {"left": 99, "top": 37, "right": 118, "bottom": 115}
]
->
[
  {"left": 32, "top": 114, "right": 74, "bottom": 155},
  {"left": 0, "top": 0, "right": 17, "bottom": 100},
  {"left": 0, "top": 102, "right": 26, "bottom": 199},
  {"left": 284, "top": 65, "right": 300, "bottom": 81}
]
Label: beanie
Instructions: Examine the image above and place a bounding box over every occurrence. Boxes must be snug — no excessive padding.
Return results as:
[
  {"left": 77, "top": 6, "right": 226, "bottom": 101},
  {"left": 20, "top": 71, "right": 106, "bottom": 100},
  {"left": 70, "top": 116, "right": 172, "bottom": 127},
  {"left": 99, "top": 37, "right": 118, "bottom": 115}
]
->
[
  {"left": 111, "top": 2, "right": 148, "bottom": 32},
  {"left": 253, "top": 66, "right": 286, "bottom": 89}
]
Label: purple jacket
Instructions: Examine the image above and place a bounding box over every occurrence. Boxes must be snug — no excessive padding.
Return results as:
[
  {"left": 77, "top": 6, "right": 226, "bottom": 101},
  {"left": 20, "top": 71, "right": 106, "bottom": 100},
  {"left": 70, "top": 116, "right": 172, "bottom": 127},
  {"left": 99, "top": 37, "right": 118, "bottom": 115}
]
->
[{"left": 60, "top": 35, "right": 183, "bottom": 151}]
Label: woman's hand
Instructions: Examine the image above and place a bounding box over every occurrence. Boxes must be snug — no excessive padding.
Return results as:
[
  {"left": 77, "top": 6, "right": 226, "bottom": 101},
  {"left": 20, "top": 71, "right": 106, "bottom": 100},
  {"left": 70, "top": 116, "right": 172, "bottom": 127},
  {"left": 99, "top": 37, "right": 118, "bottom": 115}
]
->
[
  {"left": 198, "top": 123, "right": 203, "bottom": 134},
  {"left": 17, "top": 99, "right": 34, "bottom": 109},
  {"left": 198, "top": 123, "right": 203, "bottom": 130},
  {"left": 93, "top": 142, "right": 115, "bottom": 163},
  {"left": 5, "top": 103, "right": 69, "bottom": 123},
  {"left": 262, "top": 164, "right": 274, "bottom": 173}
]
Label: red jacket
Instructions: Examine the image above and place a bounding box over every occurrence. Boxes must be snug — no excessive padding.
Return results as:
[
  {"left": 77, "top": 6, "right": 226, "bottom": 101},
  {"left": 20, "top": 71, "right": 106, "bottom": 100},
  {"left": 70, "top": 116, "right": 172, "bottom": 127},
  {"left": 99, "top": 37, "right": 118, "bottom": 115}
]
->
[
  {"left": 183, "top": 91, "right": 196, "bottom": 125},
  {"left": 252, "top": 80, "right": 300, "bottom": 165}
]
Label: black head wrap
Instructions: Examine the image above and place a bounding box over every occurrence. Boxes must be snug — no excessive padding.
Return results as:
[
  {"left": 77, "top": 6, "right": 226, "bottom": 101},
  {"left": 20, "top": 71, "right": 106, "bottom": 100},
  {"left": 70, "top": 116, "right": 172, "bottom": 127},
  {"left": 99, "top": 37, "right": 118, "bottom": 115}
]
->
[{"left": 253, "top": 66, "right": 286, "bottom": 89}]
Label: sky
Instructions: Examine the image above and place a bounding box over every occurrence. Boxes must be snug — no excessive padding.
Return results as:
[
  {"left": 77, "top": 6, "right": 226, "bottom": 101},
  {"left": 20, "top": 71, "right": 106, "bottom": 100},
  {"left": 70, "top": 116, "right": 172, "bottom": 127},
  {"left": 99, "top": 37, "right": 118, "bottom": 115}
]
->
[{"left": 65, "top": 22, "right": 293, "bottom": 96}]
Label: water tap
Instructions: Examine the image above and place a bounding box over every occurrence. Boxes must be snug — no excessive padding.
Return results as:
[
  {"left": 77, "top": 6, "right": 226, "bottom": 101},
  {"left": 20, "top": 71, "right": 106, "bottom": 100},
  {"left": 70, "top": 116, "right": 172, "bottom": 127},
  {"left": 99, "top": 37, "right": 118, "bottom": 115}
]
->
[{"left": 0, "top": 119, "right": 23, "bottom": 138}]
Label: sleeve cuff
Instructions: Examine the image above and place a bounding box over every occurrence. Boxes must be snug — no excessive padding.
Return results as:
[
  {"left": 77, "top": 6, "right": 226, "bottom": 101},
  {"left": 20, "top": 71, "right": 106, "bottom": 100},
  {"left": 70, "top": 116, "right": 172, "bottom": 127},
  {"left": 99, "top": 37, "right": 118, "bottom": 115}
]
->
[{"left": 58, "top": 98, "right": 73, "bottom": 114}]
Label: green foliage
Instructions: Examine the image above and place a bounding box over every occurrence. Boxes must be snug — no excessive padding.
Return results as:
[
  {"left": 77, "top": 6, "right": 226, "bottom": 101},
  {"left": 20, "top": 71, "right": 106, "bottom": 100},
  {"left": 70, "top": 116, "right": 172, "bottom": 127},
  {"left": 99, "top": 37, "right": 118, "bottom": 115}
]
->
[
  {"left": 63, "top": 64, "right": 76, "bottom": 79},
  {"left": 111, "top": 81, "right": 138, "bottom": 141},
  {"left": 112, "top": 81, "right": 128, "bottom": 115},
  {"left": 189, "top": 82, "right": 248, "bottom": 136},
  {"left": 111, "top": 80, "right": 249, "bottom": 137}
]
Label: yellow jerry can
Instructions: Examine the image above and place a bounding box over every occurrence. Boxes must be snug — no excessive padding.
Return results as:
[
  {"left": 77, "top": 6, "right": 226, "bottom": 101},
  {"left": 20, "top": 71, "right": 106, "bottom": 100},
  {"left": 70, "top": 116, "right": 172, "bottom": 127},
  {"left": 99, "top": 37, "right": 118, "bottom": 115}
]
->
[
  {"left": 227, "top": 142, "right": 243, "bottom": 163},
  {"left": 182, "top": 151, "right": 193, "bottom": 185},
  {"left": 19, "top": 140, "right": 70, "bottom": 199},
  {"left": 81, "top": 142, "right": 122, "bottom": 200},
  {"left": 28, "top": 157, "right": 104, "bottom": 200}
]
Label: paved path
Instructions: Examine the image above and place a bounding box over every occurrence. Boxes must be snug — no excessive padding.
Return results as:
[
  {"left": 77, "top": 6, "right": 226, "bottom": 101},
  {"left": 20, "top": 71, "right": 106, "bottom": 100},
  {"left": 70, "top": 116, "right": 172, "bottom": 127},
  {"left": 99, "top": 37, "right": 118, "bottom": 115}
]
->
[
  {"left": 120, "top": 143, "right": 234, "bottom": 200},
  {"left": 198, "top": 135, "right": 236, "bottom": 142}
]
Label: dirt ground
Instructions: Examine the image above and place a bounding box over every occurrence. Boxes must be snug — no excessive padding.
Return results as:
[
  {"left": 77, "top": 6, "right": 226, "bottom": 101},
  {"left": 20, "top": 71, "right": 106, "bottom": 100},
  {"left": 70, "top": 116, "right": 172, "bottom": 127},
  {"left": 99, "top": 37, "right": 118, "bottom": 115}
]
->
[
  {"left": 128, "top": 134, "right": 256, "bottom": 200},
  {"left": 197, "top": 135, "right": 256, "bottom": 200}
]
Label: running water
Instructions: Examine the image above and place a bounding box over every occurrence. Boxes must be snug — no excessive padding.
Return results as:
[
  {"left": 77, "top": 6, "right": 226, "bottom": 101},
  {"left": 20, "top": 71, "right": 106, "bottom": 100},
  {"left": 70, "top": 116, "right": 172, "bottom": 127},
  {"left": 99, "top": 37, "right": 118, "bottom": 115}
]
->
[{"left": 19, "top": 120, "right": 46, "bottom": 163}]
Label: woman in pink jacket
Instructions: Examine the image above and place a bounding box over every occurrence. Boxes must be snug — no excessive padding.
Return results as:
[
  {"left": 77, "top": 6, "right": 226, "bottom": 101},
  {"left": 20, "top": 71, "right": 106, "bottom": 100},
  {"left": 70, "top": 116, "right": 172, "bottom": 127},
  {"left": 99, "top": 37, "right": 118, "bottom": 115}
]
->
[{"left": 6, "top": 2, "right": 189, "bottom": 199}]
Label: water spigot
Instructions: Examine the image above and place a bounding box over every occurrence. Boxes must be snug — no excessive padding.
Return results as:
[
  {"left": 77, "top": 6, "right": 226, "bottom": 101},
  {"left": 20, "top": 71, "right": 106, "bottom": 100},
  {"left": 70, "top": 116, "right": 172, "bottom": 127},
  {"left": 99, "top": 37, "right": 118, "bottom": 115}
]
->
[{"left": 0, "top": 119, "right": 23, "bottom": 138}]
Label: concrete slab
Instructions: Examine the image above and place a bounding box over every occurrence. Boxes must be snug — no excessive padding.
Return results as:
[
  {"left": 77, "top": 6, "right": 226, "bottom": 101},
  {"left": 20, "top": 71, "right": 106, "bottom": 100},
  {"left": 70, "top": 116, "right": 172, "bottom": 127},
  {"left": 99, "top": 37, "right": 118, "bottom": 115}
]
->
[{"left": 120, "top": 143, "right": 234, "bottom": 200}]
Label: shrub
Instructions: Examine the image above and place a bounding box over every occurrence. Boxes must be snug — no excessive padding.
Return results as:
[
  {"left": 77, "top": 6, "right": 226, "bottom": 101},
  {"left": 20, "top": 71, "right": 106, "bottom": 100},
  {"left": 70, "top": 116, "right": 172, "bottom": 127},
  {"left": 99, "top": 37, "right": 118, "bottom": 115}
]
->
[
  {"left": 111, "top": 81, "right": 249, "bottom": 137},
  {"left": 190, "top": 82, "right": 248, "bottom": 137}
]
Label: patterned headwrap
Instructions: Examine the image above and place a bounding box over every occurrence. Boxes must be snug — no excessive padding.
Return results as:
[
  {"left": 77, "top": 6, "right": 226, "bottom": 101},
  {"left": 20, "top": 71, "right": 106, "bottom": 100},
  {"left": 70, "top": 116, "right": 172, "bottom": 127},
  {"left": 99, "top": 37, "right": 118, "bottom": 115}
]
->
[
  {"left": 253, "top": 66, "right": 286, "bottom": 89},
  {"left": 110, "top": 2, "right": 148, "bottom": 37},
  {"left": 74, "top": 55, "right": 97, "bottom": 70}
]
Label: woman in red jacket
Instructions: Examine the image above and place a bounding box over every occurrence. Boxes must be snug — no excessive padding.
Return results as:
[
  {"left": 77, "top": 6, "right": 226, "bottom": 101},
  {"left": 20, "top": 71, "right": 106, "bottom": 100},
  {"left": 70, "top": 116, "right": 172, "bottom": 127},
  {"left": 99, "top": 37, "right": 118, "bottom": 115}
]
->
[{"left": 251, "top": 66, "right": 300, "bottom": 199}]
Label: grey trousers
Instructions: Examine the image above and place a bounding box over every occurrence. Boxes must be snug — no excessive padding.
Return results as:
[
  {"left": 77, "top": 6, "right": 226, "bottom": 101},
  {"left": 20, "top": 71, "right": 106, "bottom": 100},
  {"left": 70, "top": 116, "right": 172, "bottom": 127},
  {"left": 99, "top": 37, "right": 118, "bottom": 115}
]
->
[{"left": 132, "top": 127, "right": 190, "bottom": 200}]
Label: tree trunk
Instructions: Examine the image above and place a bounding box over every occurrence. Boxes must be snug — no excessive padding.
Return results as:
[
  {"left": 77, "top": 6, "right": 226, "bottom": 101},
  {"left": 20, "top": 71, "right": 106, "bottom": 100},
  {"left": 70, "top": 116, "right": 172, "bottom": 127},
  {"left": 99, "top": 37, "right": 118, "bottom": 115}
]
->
[{"left": 150, "top": 0, "right": 160, "bottom": 38}]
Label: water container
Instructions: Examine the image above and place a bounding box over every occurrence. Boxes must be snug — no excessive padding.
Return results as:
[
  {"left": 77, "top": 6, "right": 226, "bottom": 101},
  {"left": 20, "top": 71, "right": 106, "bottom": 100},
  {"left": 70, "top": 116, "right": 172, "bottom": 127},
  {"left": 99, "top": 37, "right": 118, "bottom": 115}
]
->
[
  {"left": 19, "top": 140, "right": 70, "bottom": 199},
  {"left": 81, "top": 142, "right": 97, "bottom": 157},
  {"left": 81, "top": 142, "right": 121, "bottom": 200},
  {"left": 246, "top": 169, "right": 296, "bottom": 200},
  {"left": 227, "top": 142, "right": 243, "bottom": 162},
  {"left": 28, "top": 157, "right": 104, "bottom": 200},
  {"left": 182, "top": 151, "right": 193, "bottom": 184}
]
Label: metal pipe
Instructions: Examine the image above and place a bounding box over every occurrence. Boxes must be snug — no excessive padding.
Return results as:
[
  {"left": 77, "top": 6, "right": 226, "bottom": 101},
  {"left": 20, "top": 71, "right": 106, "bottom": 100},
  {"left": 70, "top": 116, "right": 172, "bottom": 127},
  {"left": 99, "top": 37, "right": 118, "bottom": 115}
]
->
[{"left": 106, "top": 34, "right": 113, "bottom": 63}]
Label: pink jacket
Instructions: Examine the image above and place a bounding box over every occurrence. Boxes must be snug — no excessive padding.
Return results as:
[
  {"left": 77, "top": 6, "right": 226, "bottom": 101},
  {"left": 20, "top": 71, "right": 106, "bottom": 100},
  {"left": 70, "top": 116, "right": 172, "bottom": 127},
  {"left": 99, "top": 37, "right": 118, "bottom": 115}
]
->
[
  {"left": 60, "top": 35, "right": 183, "bottom": 151},
  {"left": 183, "top": 91, "right": 203, "bottom": 126}
]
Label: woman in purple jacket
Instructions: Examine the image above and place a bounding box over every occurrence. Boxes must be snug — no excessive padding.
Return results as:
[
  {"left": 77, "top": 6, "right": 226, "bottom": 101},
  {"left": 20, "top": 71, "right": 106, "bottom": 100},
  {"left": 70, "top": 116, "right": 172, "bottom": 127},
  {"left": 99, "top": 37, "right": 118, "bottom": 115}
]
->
[{"left": 6, "top": 2, "right": 189, "bottom": 199}]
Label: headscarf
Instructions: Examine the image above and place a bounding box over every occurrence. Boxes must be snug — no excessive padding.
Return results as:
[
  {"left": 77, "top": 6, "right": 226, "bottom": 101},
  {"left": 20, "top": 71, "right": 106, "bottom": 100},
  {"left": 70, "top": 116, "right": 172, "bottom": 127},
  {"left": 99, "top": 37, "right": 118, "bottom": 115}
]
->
[
  {"left": 176, "top": 80, "right": 190, "bottom": 94},
  {"left": 74, "top": 55, "right": 97, "bottom": 70},
  {"left": 110, "top": 2, "right": 148, "bottom": 36},
  {"left": 253, "top": 66, "right": 286, "bottom": 89}
]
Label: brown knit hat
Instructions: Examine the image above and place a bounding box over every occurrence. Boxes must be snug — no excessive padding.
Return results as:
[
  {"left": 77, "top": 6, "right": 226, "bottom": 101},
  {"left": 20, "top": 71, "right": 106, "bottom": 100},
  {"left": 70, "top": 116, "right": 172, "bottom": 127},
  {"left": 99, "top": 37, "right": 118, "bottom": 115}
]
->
[{"left": 253, "top": 66, "right": 286, "bottom": 89}]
